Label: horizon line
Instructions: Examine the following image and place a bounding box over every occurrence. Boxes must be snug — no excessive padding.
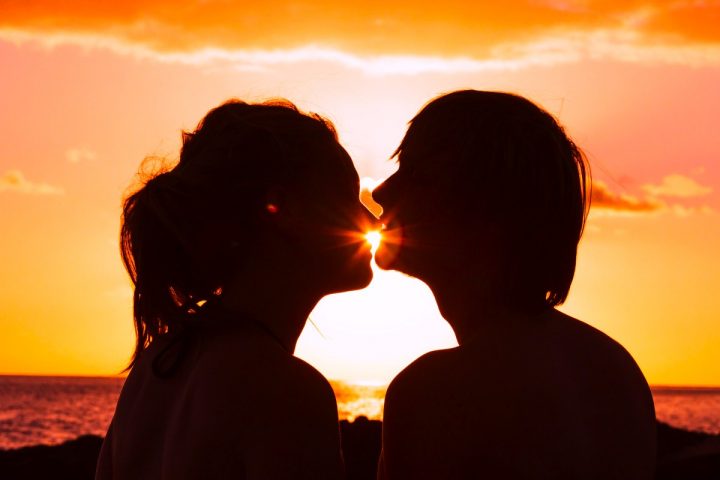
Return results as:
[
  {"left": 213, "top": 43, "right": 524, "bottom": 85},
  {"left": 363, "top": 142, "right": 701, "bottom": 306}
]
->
[{"left": 2, "top": 373, "right": 719, "bottom": 390}]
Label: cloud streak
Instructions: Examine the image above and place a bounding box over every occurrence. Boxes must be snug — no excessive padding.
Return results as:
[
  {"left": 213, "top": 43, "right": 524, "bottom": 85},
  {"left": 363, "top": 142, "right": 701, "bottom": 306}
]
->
[
  {"left": 0, "top": 170, "right": 64, "bottom": 195},
  {"left": 591, "top": 177, "right": 715, "bottom": 217},
  {"left": 65, "top": 148, "right": 97, "bottom": 164},
  {"left": 643, "top": 174, "right": 712, "bottom": 198},
  {"left": 0, "top": 28, "right": 583, "bottom": 75},
  {"left": 591, "top": 180, "right": 663, "bottom": 215},
  {"left": 1, "top": 1, "right": 720, "bottom": 74}
]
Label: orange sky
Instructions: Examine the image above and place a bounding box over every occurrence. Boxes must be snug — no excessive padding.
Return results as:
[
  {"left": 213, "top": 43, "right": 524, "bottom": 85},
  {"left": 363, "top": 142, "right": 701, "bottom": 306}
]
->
[
  {"left": 2, "top": 0, "right": 720, "bottom": 56},
  {"left": 1, "top": 1, "right": 718, "bottom": 385}
]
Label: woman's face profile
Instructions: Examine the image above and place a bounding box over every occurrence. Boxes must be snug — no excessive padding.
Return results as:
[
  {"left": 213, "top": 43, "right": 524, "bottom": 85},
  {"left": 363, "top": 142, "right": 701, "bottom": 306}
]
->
[{"left": 291, "top": 144, "right": 375, "bottom": 294}]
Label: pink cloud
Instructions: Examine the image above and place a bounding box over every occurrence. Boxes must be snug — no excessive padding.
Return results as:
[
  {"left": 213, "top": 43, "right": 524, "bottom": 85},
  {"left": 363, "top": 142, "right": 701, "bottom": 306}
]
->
[
  {"left": 0, "top": 170, "right": 64, "bottom": 195},
  {"left": 643, "top": 174, "right": 712, "bottom": 198}
]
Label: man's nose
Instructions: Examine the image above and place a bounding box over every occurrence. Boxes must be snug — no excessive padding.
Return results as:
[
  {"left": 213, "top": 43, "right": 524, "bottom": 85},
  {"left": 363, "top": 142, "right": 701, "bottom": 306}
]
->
[
  {"left": 371, "top": 180, "right": 390, "bottom": 210},
  {"left": 360, "top": 185, "right": 383, "bottom": 219},
  {"left": 358, "top": 202, "right": 381, "bottom": 231}
]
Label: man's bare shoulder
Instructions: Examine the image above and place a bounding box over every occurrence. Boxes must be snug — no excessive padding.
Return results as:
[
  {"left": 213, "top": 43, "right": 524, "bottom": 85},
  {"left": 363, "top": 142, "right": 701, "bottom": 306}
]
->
[
  {"left": 385, "top": 310, "right": 654, "bottom": 420},
  {"left": 549, "top": 310, "right": 652, "bottom": 389},
  {"left": 550, "top": 309, "right": 626, "bottom": 351},
  {"left": 391, "top": 348, "right": 457, "bottom": 386},
  {"left": 384, "top": 348, "right": 461, "bottom": 417}
]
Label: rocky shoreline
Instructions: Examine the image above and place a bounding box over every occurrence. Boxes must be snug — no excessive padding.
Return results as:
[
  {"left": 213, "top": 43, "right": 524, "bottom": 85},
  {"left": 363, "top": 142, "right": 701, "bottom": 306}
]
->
[{"left": 0, "top": 419, "right": 717, "bottom": 479}]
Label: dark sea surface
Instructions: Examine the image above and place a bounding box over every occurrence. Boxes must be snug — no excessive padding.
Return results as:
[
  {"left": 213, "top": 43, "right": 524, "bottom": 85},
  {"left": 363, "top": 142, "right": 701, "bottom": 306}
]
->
[
  {"left": 0, "top": 376, "right": 124, "bottom": 450},
  {"left": 0, "top": 375, "right": 718, "bottom": 449},
  {"left": 651, "top": 386, "right": 720, "bottom": 435}
]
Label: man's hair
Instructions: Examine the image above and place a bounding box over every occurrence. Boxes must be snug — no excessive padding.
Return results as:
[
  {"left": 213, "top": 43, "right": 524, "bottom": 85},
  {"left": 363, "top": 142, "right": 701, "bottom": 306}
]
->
[{"left": 395, "top": 90, "right": 590, "bottom": 310}]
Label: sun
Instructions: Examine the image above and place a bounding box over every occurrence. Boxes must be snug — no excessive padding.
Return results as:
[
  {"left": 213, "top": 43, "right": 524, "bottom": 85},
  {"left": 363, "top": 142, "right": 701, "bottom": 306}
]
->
[{"left": 365, "top": 230, "right": 382, "bottom": 254}]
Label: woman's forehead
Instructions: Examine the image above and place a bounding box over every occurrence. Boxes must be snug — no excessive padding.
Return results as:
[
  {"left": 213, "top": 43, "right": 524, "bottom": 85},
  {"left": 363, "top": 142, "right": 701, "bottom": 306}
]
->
[{"left": 327, "top": 144, "right": 359, "bottom": 181}]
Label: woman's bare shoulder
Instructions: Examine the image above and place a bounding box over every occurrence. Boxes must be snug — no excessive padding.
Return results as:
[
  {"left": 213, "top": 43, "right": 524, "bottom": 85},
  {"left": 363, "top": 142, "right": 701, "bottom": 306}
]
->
[{"left": 188, "top": 329, "right": 337, "bottom": 422}]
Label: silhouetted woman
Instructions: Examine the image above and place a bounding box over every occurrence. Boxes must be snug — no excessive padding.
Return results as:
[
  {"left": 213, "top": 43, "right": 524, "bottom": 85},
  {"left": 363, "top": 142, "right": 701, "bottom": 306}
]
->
[
  {"left": 96, "top": 100, "right": 375, "bottom": 479},
  {"left": 373, "top": 90, "right": 656, "bottom": 479}
]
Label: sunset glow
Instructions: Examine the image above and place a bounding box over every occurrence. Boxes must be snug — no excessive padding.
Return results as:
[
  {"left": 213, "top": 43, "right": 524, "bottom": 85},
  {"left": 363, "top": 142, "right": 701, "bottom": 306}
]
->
[
  {"left": 365, "top": 231, "right": 382, "bottom": 255},
  {"left": 0, "top": 1, "right": 719, "bottom": 388}
]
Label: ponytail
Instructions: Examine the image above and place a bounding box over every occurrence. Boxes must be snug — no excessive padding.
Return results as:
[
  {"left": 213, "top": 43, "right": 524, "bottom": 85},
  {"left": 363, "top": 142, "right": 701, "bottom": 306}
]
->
[
  {"left": 120, "top": 169, "right": 212, "bottom": 369},
  {"left": 120, "top": 99, "right": 339, "bottom": 369}
]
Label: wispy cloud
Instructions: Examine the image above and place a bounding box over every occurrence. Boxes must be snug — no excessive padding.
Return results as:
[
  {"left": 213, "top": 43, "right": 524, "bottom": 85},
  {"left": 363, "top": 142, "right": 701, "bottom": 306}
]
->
[
  {"left": 65, "top": 147, "right": 97, "bottom": 164},
  {"left": 591, "top": 177, "right": 715, "bottom": 217},
  {"left": 1, "top": 1, "right": 720, "bottom": 74},
  {"left": 0, "top": 170, "right": 64, "bottom": 195},
  {"left": 591, "top": 180, "right": 664, "bottom": 215},
  {"left": 643, "top": 174, "right": 712, "bottom": 198},
  {"left": 0, "top": 28, "right": 580, "bottom": 75}
]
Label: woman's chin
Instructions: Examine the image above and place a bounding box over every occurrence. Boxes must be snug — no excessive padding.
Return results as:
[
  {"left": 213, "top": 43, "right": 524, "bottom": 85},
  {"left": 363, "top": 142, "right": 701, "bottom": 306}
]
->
[{"left": 355, "top": 267, "right": 374, "bottom": 289}]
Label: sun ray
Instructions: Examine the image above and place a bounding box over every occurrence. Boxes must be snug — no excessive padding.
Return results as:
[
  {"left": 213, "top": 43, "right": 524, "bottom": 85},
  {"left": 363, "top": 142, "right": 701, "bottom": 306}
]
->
[{"left": 364, "top": 230, "right": 382, "bottom": 254}]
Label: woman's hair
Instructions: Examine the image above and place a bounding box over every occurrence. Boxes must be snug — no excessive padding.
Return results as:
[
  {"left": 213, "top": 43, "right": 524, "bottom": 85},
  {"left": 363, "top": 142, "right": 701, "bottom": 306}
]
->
[
  {"left": 395, "top": 90, "right": 590, "bottom": 311},
  {"left": 121, "top": 99, "right": 338, "bottom": 368}
]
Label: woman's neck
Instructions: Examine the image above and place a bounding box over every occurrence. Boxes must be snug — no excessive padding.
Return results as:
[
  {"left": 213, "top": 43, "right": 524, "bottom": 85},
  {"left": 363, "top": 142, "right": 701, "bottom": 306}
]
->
[{"left": 218, "top": 263, "right": 323, "bottom": 354}]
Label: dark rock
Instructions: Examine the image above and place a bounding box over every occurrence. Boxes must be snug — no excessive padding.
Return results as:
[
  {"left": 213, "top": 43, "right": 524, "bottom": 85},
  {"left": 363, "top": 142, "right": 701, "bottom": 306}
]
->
[
  {"left": 0, "top": 435, "right": 103, "bottom": 480},
  {"left": 1, "top": 420, "right": 718, "bottom": 479},
  {"left": 656, "top": 421, "right": 720, "bottom": 480},
  {"left": 340, "top": 416, "right": 382, "bottom": 480}
]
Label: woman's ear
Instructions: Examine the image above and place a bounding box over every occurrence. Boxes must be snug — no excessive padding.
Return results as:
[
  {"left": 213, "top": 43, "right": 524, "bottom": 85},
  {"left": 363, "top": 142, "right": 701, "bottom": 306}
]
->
[
  {"left": 262, "top": 186, "right": 286, "bottom": 218},
  {"left": 261, "top": 186, "right": 303, "bottom": 233},
  {"left": 262, "top": 184, "right": 320, "bottom": 245}
]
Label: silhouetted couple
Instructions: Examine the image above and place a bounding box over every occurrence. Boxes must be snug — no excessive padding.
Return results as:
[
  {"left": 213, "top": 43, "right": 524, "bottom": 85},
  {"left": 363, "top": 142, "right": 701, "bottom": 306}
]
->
[{"left": 96, "top": 91, "right": 656, "bottom": 480}]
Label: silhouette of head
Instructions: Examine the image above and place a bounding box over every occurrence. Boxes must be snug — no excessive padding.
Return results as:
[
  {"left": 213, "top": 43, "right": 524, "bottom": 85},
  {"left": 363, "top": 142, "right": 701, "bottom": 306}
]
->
[
  {"left": 373, "top": 90, "right": 589, "bottom": 312},
  {"left": 121, "top": 100, "right": 373, "bottom": 366}
]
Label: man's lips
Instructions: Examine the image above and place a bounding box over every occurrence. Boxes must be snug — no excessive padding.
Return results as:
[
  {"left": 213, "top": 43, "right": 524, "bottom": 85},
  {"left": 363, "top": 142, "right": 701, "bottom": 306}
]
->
[{"left": 378, "top": 218, "right": 403, "bottom": 245}]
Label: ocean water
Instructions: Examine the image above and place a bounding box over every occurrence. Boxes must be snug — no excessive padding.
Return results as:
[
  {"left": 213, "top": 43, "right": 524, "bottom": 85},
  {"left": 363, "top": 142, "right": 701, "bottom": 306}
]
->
[
  {"left": 652, "top": 386, "right": 720, "bottom": 435},
  {"left": 0, "top": 376, "right": 718, "bottom": 450},
  {"left": 0, "top": 376, "right": 383, "bottom": 450},
  {"left": 0, "top": 376, "right": 124, "bottom": 450}
]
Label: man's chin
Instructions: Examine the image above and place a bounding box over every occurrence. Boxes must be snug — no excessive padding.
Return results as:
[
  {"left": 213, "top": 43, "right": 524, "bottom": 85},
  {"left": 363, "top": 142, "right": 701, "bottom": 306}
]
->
[
  {"left": 326, "top": 266, "right": 374, "bottom": 295},
  {"left": 374, "top": 243, "right": 401, "bottom": 272},
  {"left": 374, "top": 245, "right": 432, "bottom": 284}
]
